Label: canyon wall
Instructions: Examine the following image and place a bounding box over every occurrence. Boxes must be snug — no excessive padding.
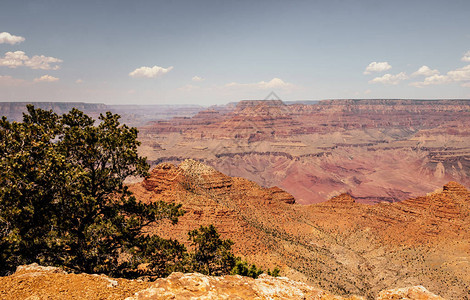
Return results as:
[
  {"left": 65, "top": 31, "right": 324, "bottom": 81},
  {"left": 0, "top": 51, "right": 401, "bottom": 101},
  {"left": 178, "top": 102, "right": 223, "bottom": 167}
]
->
[
  {"left": 138, "top": 99, "right": 470, "bottom": 204},
  {"left": 129, "top": 161, "right": 470, "bottom": 299}
]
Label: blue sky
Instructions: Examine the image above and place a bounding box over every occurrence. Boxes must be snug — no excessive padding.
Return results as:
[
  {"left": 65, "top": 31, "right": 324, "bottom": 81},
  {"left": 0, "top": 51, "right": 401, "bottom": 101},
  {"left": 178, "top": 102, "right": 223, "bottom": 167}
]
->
[{"left": 1, "top": 0, "right": 469, "bottom": 105}]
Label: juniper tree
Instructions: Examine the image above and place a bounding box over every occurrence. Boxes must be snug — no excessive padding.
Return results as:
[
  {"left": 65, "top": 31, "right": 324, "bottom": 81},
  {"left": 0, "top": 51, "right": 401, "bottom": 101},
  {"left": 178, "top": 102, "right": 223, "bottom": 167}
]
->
[
  {"left": 0, "top": 105, "right": 184, "bottom": 276},
  {"left": 188, "top": 224, "right": 236, "bottom": 276}
]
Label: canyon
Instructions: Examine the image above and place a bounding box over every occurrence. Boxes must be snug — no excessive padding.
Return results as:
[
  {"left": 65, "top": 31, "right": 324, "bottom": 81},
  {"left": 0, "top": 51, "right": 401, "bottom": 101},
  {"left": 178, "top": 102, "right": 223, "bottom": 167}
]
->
[
  {"left": 138, "top": 99, "right": 470, "bottom": 204},
  {"left": 0, "top": 160, "right": 466, "bottom": 299},
  {"left": 3, "top": 99, "right": 469, "bottom": 205},
  {"left": 129, "top": 160, "right": 470, "bottom": 299},
  {"left": 2, "top": 99, "right": 470, "bottom": 299}
]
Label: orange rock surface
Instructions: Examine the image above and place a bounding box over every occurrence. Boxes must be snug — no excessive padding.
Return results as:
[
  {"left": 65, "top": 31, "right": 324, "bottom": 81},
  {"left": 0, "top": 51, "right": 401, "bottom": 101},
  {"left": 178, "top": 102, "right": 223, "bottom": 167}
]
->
[
  {"left": 0, "top": 264, "right": 444, "bottom": 300},
  {"left": 129, "top": 161, "right": 470, "bottom": 299}
]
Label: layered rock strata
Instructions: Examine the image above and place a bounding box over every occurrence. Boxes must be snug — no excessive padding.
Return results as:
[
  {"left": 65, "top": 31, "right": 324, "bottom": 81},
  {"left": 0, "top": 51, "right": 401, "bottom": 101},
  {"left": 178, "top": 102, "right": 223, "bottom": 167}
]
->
[
  {"left": 138, "top": 99, "right": 470, "bottom": 204},
  {"left": 129, "top": 162, "right": 470, "bottom": 299}
]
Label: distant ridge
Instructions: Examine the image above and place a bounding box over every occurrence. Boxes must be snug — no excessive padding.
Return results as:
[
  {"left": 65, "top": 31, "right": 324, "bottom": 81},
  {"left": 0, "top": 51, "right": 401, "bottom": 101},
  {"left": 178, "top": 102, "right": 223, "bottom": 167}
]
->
[
  {"left": 318, "top": 99, "right": 470, "bottom": 105},
  {"left": 0, "top": 101, "right": 204, "bottom": 125},
  {"left": 236, "top": 99, "right": 286, "bottom": 109},
  {"left": 0, "top": 102, "right": 107, "bottom": 122}
]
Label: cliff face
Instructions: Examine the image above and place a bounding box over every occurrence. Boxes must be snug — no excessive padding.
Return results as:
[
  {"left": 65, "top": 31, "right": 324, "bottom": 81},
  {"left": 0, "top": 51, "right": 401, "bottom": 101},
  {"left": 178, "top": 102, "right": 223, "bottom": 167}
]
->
[
  {"left": 142, "top": 99, "right": 470, "bottom": 138},
  {"left": 138, "top": 99, "right": 470, "bottom": 204},
  {"left": 0, "top": 264, "right": 444, "bottom": 300},
  {"left": 311, "top": 181, "right": 470, "bottom": 245},
  {"left": 130, "top": 159, "right": 296, "bottom": 261},
  {"left": 130, "top": 161, "right": 470, "bottom": 299}
]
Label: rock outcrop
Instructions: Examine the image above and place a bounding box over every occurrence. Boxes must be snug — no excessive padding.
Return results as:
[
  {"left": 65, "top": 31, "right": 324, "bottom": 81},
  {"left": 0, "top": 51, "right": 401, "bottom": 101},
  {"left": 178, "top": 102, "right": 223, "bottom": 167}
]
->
[
  {"left": 0, "top": 264, "right": 444, "bottom": 300},
  {"left": 125, "top": 272, "right": 365, "bottom": 300},
  {"left": 377, "top": 286, "right": 445, "bottom": 300},
  {"left": 0, "top": 263, "right": 150, "bottom": 300}
]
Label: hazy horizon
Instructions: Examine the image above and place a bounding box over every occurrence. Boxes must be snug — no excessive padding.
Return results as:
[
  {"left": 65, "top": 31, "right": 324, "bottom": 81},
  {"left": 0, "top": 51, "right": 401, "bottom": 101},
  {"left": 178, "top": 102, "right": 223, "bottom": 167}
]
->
[{"left": 1, "top": 0, "right": 470, "bottom": 105}]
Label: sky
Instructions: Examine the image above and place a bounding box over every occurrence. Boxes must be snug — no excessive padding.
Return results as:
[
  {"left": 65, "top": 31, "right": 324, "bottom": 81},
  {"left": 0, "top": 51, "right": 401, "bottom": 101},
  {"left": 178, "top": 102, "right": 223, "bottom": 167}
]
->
[{"left": 0, "top": 0, "right": 470, "bottom": 105}]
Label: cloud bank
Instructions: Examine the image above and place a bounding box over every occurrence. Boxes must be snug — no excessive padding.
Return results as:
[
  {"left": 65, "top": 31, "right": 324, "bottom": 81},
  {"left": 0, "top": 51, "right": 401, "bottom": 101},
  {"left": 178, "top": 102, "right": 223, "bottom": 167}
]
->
[
  {"left": 365, "top": 52, "right": 470, "bottom": 88},
  {"left": 410, "top": 65, "right": 470, "bottom": 88}
]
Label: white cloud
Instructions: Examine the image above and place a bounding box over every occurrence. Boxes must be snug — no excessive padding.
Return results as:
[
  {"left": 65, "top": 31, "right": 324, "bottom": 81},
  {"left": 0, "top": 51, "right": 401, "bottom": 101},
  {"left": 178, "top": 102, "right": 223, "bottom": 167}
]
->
[
  {"left": 410, "top": 65, "right": 470, "bottom": 88},
  {"left": 363, "top": 62, "right": 392, "bottom": 75},
  {"left": 409, "top": 75, "right": 450, "bottom": 88},
  {"left": 411, "top": 65, "right": 439, "bottom": 77},
  {"left": 129, "top": 65, "right": 173, "bottom": 78},
  {"left": 364, "top": 89, "right": 372, "bottom": 95},
  {"left": 447, "top": 64, "right": 470, "bottom": 82},
  {"left": 192, "top": 76, "right": 204, "bottom": 82},
  {"left": 0, "top": 51, "right": 28, "bottom": 68},
  {"left": 0, "top": 51, "right": 63, "bottom": 70},
  {"left": 368, "top": 72, "right": 408, "bottom": 85},
  {"left": 258, "top": 78, "right": 293, "bottom": 89},
  {"left": 26, "top": 55, "right": 63, "bottom": 70},
  {"left": 0, "top": 32, "right": 25, "bottom": 45},
  {"left": 76, "top": 79, "right": 83, "bottom": 84},
  {"left": 462, "top": 51, "right": 470, "bottom": 62},
  {"left": 225, "top": 77, "right": 294, "bottom": 89},
  {"left": 33, "top": 75, "right": 59, "bottom": 83}
]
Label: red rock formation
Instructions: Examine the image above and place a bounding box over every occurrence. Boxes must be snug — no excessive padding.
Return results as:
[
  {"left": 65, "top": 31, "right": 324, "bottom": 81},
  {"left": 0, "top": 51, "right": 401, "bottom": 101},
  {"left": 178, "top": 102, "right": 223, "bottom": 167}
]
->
[
  {"left": 138, "top": 99, "right": 470, "bottom": 205},
  {"left": 130, "top": 161, "right": 470, "bottom": 299}
]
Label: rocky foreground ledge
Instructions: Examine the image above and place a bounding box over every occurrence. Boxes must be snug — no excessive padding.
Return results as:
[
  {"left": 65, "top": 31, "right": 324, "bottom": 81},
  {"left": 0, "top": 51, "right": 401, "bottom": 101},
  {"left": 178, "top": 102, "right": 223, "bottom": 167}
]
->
[{"left": 0, "top": 264, "right": 444, "bottom": 300}]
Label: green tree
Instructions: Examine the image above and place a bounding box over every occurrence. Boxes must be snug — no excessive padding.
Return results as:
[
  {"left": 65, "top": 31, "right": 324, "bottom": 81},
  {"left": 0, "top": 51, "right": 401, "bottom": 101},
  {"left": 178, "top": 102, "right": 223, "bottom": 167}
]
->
[
  {"left": 187, "top": 225, "right": 280, "bottom": 278},
  {"left": 0, "top": 105, "right": 184, "bottom": 276},
  {"left": 231, "top": 259, "right": 280, "bottom": 278},
  {"left": 188, "top": 224, "right": 236, "bottom": 276},
  {"left": 231, "top": 259, "right": 264, "bottom": 278}
]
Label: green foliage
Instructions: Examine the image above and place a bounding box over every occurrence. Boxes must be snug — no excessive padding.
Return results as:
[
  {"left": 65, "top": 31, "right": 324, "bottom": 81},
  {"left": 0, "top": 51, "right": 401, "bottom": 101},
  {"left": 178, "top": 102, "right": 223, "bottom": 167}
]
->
[
  {"left": 231, "top": 259, "right": 263, "bottom": 278},
  {"left": 186, "top": 225, "right": 280, "bottom": 278},
  {"left": 122, "top": 235, "right": 190, "bottom": 278},
  {"left": 231, "top": 259, "right": 280, "bottom": 279},
  {"left": 0, "top": 105, "right": 184, "bottom": 276},
  {"left": 267, "top": 266, "right": 280, "bottom": 277},
  {"left": 188, "top": 224, "right": 236, "bottom": 276}
]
